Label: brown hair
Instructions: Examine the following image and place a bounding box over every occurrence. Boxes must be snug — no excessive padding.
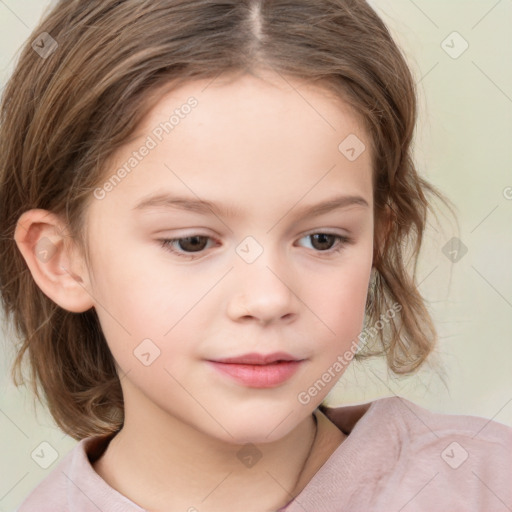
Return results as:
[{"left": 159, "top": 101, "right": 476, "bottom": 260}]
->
[{"left": 0, "top": 0, "right": 457, "bottom": 440}]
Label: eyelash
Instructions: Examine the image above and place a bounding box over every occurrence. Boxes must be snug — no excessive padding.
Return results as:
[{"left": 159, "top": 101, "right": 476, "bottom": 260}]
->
[{"left": 158, "top": 232, "right": 353, "bottom": 260}]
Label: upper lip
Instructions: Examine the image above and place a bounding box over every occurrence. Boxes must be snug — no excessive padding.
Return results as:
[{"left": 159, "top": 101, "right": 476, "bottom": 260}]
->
[{"left": 210, "top": 352, "right": 302, "bottom": 365}]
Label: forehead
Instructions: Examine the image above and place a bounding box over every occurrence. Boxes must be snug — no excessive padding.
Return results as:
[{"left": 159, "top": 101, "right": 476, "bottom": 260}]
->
[
  {"left": 89, "top": 72, "right": 373, "bottom": 223},
  {"left": 143, "top": 72, "right": 368, "bottom": 148}
]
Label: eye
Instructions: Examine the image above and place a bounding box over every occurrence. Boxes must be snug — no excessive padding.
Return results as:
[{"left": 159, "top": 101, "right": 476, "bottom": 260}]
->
[
  {"left": 159, "top": 235, "right": 215, "bottom": 259},
  {"left": 296, "top": 232, "right": 352, "bottom": 255},
  {"left": 158, "top": 232, "right": 352, "bottom": 259}
]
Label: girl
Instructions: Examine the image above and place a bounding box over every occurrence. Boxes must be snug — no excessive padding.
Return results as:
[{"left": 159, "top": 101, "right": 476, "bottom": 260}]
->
[{"left": 1, "top": 1, "right": 510, "bottom": 511}]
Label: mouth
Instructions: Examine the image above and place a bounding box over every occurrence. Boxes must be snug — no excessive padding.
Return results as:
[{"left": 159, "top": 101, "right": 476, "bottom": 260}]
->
[
  {"left": 210, "top": 351, "right": 302, "bottom": 365},
  {"left": 206, "top": 352, "right": 306, "bottom": 388}
]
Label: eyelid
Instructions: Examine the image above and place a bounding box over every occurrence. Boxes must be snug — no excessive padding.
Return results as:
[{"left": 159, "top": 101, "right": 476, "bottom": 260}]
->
[{"left": 301, "top": 227, "right": 350, "bottom": 237}]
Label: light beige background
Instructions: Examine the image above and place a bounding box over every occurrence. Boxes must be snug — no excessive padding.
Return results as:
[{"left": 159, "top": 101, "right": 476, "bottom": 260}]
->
[{"left": 1, "top": 1, "right": 511, "bottom": 510}]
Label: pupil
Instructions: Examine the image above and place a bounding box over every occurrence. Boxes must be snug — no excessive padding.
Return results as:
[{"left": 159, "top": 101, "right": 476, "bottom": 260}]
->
[
  {"left": 313, "top": 233, "right": 333, "bottom": 250},
  {"left": 181, "top": 236, "right": 206, "bottom": 252}
]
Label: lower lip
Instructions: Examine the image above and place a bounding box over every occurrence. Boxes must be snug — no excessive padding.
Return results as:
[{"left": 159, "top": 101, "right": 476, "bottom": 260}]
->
[{"left": 207, "top": 360, "right": 303, "bottom": 388}]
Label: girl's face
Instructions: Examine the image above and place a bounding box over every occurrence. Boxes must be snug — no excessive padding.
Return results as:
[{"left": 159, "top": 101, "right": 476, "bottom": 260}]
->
[{"left": 83, "top": 72, "right": 375, "bottom": 444}]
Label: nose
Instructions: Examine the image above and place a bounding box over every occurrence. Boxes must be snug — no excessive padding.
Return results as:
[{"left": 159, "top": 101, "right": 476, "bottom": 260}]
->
[{"left": 226, "top": 243, "right": 298, "bottom": 325}]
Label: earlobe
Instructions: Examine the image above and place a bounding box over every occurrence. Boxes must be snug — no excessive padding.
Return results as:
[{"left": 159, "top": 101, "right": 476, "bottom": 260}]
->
[{"left": 14, "top": 209, "right": 94, "bottom": 313}]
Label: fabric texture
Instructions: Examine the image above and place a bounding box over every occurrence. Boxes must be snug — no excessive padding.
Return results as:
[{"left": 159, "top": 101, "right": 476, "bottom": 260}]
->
[{"left": 16, "top": 395, "right": 512, "bottom": 511}]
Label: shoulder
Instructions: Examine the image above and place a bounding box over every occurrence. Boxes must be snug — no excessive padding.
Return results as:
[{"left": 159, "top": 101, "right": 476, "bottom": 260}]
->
[
  {"left": 322, "top": 396, "right": 512, "bottom": 511},
  {"left": 16, "top": 434, "right": 143, "bottom": 512},
  {"left": 324, "top": 394, "right": 512, "bottom": 446},
  {"left": 15, "top": 439, "right": 83, "bottom": 512},
  {"left": 378, "top": 395, "right": 512, "bottom": 458},
  {"left": 370, "top": 396, "right": 512, "bottom": 510}
]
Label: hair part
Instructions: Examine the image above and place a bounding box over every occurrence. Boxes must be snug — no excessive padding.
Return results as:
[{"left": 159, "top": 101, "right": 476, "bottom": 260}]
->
[{"left": 0, "top": 0, "right": 457, "bottom": 440}]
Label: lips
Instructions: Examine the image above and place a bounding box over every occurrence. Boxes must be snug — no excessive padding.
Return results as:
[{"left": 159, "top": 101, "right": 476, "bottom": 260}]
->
[
  {"left": 210, "top": 351, "right": 301, "bottom": 365},
  {"left": 206, "top": 352, "right": 305, "bottom": 388}
]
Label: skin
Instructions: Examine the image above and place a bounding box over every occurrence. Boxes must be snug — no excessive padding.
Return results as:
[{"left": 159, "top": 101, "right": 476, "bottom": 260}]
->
[{"left": 15, "top": 70, "right": 387, "bottom": 512}]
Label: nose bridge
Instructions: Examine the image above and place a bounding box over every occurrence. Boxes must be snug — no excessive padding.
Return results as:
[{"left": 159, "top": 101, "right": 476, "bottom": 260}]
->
[
  {"left": 230, "top": 233, "right": 296, "bottom": 321},
  {"left": 235, "top": 231, "right": 287, "bottom": 277}
]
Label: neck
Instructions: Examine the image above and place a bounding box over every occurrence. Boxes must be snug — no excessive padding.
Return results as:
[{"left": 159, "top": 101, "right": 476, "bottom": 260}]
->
[{"left": 92, "top": 390, "right": 346, "bottom": 511}]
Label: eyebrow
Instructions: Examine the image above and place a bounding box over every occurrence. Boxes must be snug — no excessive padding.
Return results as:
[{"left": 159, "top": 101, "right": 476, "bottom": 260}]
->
[{"left": 132, "top": 192, "right": 369, "bottom": 219}]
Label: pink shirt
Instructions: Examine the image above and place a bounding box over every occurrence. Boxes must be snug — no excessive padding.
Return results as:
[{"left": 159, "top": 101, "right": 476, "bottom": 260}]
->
[{"left": 16, "top": 395, "right": 512, "bottom": 511}]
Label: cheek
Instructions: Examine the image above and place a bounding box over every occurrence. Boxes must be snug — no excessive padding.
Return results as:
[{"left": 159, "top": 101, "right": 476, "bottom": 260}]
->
[
  {"left": 84, "top": 244, "right": 188, "bottom": 373},
  {"left": 310, "top": 256, "right": 372, "bottom": 354},
  {"left": 88, "top": 236, "right": 188, "bottom": 328}
]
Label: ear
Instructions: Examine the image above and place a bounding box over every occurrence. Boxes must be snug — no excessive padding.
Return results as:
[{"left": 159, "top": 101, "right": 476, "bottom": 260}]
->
[{"left": 14, "top": 209, "right": 94, "bottom": 313}]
